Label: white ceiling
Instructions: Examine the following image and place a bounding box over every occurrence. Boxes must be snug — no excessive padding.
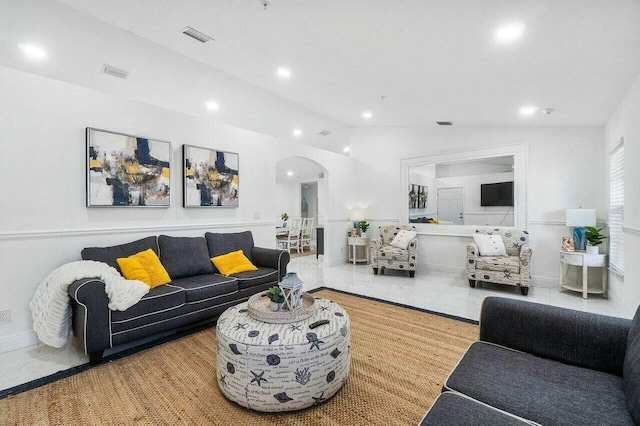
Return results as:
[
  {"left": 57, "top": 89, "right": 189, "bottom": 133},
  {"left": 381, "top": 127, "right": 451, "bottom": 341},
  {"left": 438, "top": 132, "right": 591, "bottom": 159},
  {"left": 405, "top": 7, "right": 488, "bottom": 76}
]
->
[
  {"left": 56, "top": 0, "right": 640, "bottom": 127},
  {"left": 276, "top": 157, "right": 326, "bottom": 182}
]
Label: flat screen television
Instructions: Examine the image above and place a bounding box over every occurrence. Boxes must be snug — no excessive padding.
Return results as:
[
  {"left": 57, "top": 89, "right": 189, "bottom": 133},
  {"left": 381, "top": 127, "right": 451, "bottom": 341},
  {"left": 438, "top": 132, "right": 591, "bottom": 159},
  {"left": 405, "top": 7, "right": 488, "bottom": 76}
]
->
[{"left": 481, "top": 181, "right": 514, "bottom": 206}]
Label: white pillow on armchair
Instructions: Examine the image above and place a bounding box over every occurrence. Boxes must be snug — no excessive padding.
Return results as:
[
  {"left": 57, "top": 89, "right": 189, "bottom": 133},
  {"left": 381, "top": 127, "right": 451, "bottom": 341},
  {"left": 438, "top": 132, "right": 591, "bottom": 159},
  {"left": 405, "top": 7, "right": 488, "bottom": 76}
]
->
[
  {"left": 389, "top": 230, "right": 418, "bottom": 250},
  {"left": 473, "top": 234, "right": 507, "bottom": 256}
]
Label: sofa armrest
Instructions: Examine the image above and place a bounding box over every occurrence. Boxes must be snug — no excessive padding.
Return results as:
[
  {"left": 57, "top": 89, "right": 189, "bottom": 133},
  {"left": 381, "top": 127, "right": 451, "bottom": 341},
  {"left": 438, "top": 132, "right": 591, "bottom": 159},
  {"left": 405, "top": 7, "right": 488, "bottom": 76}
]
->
[
  {"left": 408, "top": 237, "right": 418, "bottom": 263},
  {"left": 480, "top": 297, "right": 630, "bottom": 375},
  {"left": 68, "top": 278, "right": 111, "bottom": 356},
  {"left": 251, "top": 247, "right": 290, "bottom": 280},
  {"left": 518, "top": 244, "right": 532, "bottom": 285}
]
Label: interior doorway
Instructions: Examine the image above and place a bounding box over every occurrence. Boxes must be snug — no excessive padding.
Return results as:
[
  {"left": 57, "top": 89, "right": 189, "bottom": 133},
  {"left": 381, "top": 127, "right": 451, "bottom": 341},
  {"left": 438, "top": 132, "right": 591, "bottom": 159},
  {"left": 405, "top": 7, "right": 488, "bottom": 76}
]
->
[{"left": 437, "top": 187, "right": 464, "bottom": 225}]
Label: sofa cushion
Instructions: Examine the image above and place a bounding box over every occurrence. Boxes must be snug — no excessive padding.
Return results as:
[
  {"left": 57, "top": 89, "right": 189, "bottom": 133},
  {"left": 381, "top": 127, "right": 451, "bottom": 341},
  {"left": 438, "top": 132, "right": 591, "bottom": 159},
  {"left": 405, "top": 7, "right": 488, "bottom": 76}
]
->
[
  {"left": 205, "top": 231, "right": 255, "bottom": 267},
  {"left": 111, "top": 284, "right": 185, "bottom": 323},
  {"left": 231, "top": 267, "right": 279, "bottom": 290},
  {"left": 158, "top": 235, "right": 213, "bottom": 279},
  {"left": 169, "top": 274, "right": 238, "bottom": 303},
  {"left": 82, "top": 236, "right": 158, "bottom": 273},
  {"left": 420, "top": 392, "right": 532, "bottom": 426},
  {"left": 624, "top": 305, "right": 640, "bottom": 424},
  {"left": 445, "top": 341, "right": 635, "bottom": 426},
  {"left": 378, "top": 245, "right": 409, "bottom": 260},
  {"left": 476, "top": 256, "right": 520, "bottom": 274}
]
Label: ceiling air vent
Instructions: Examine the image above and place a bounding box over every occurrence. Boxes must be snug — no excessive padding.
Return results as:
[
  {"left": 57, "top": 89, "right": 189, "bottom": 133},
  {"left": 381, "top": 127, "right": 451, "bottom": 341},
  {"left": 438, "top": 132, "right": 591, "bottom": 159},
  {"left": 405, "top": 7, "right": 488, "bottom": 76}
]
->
[
  {"left": 436, "top": 121, "right": 453, "bottom": 126},
  {"left": 318, "top": 130, "right": 332, "bottom": 136},
  {"left": 182, "top": 26, "right": 214, "bottom": 43},
  {"left": 102, "top": 64, "right": 129, "bottom": 79}
]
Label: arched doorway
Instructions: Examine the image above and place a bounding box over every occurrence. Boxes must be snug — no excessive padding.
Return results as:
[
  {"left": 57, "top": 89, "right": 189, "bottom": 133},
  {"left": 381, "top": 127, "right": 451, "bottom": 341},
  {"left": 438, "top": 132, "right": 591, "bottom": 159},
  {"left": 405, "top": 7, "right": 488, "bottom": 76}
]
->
[{"left": 275, "top": 157, "right": 328, "bottom": 260}]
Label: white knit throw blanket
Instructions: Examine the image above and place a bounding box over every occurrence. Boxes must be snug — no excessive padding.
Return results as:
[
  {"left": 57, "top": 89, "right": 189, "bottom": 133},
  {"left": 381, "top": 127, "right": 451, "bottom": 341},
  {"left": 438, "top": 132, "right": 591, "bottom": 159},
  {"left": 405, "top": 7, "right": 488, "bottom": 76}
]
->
[{"left": 30, "top": 260, "right": 150, "bottom": 348}]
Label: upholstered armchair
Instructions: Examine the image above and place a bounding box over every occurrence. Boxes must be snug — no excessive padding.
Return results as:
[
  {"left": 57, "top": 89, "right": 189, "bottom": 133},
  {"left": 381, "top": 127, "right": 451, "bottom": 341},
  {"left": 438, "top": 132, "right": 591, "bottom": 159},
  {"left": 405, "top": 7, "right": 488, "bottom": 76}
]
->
[
  {"left": 466, "top": 228, "right": 532, "bottom": 295},
  {"left": 370, "top": 225, "right": 418, "bottom": 277}
]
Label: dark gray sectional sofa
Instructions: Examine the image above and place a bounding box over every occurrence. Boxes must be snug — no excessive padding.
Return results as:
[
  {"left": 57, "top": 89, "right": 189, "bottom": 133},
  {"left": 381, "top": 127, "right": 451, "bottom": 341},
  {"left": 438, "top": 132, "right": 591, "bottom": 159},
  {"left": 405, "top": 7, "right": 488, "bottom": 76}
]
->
[
  {"left": 421, "top": 297, "right": 640, "bottom": 426},
  {"left": 68, "top": 231, "right": 289, "bottom": 363}
]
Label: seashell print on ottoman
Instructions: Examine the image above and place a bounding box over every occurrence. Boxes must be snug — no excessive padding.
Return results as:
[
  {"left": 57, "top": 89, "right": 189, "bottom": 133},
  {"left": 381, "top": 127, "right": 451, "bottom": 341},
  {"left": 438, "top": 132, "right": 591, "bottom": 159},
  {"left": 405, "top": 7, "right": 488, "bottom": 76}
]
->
[{"left": 216, "top": 298, "right": 351, "bottom": 412}]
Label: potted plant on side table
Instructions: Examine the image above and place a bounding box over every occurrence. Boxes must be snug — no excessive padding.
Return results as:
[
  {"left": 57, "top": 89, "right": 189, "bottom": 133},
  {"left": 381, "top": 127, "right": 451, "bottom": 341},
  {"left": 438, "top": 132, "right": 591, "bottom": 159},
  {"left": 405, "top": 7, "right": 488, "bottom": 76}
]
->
[
  {"left": 585, "top": 226, "right": 607, "bottom": 254},
  {"left": 358, "top": 220, "right": 370, "bottom": 237},
  {"left": 265, "top": 286, "right": 285, "bottom": 311}
]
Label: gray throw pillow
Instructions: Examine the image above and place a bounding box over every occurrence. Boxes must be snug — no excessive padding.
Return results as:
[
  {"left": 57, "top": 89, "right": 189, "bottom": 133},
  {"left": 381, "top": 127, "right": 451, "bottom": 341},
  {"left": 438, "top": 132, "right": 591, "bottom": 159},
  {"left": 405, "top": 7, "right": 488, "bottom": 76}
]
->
[
  {"left": 205, "top": 231, "right": 255, "bottom": 272},
  {"left": 158, "top": 235, "right": 213, "bottom": 280},
  {"left": 81, "top": 236, "right": 158, "bottom": 273}
]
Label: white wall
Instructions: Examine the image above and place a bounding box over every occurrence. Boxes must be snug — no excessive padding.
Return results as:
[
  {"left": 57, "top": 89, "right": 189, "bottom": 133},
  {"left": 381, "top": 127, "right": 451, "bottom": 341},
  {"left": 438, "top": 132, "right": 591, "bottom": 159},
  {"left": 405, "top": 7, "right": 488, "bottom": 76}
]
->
[
  {"left": 0, "top": 66, "right": 356, "bottom": 351},
  {"left": 275, "top": 181, "right": 300, "bottom": 222},
  {"left": 604, "top": 71, "right": 640, "bottom": 316},
  {"left": 349, "top": 126, "right": 606, "bottom": 285}
]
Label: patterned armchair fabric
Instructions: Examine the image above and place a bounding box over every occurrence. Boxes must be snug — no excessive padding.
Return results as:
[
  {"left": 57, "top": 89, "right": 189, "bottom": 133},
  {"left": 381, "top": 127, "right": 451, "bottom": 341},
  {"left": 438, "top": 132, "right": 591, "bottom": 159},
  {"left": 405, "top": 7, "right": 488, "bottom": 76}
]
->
[
  {"left": 467, "top": 228, "right": 532, "bottom": 295},
  {"left": 370, "top": 225, "right": 418, "bottom": 277}
]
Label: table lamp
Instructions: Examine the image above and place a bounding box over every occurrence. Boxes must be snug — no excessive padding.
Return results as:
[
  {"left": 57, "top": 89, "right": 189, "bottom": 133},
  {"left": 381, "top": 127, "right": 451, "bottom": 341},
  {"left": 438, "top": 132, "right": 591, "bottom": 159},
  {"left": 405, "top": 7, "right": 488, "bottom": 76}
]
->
[
  {"left": 566, "top": 209, "right": 596, "bottom": 251},
  {"left": 350, "top": 208, "right": 363, "bottom": 233}
]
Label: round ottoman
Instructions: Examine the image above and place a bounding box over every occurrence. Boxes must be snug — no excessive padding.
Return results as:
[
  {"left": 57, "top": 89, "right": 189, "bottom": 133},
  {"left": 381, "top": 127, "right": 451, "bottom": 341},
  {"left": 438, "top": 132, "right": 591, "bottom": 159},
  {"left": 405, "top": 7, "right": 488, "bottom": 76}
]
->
[{"left": 216, "top": 297, "right": 351, "bottom": 412}]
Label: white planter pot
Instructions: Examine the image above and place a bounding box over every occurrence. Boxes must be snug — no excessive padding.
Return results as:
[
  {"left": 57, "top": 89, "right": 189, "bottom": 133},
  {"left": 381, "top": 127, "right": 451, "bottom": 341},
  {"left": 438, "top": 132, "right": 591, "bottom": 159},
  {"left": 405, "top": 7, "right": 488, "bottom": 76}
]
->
[
  {"left": 586, "top": 245, "right": 599, "bottom": 255},
  {"left": 269, "top": 301, "right": 281, "bottom": 312}
]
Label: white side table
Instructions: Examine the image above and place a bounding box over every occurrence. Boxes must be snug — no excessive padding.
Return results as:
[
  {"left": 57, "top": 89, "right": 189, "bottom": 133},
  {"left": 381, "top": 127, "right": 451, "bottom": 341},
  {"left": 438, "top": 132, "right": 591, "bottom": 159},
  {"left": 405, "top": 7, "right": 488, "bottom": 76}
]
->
[
  {"left": 347, "top": 237, "right": 370, "bottom": 265},
  {"left": 559, "top": 251, "right": 608, "bottom": 299}
]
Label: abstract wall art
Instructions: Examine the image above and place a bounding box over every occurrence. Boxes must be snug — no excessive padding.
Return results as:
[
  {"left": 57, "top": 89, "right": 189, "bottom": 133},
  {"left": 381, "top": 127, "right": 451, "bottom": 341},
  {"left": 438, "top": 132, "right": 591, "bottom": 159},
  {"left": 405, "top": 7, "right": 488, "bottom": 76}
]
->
[
  {"left": 409, "top": 184, "right": 428, "bottom": 209},
  {"left": 86, "top": 128, "right": 171, "bottom": 207},
  {"left": 183, "top": 145, "right": 239, "bottom": 207}
]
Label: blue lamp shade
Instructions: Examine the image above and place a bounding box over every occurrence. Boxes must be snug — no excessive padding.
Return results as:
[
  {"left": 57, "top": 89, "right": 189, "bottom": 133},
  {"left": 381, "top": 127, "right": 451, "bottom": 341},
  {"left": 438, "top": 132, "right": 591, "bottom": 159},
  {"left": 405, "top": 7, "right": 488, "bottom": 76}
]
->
[{"left": 566, "top": 209, "right": 596, "bottom": 250}]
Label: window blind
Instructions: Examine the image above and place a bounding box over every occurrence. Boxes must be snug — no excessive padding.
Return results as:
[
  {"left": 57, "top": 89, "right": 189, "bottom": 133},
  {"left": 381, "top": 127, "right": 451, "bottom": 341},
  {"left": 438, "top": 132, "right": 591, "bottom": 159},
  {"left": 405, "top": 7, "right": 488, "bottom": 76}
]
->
[{"left": 609, "top": 142, "right": 624, "bottom": 278}]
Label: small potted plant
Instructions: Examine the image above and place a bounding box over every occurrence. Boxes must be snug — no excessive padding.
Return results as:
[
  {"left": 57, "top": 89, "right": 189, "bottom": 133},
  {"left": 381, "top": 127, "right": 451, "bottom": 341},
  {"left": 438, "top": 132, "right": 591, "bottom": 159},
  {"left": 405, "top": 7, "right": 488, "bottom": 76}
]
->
[
  {"left": 358, "top": 220, "right": 370, "bottom": 237},
  {"left": 265, "top": 286, "right": 285, "bottom": 311},
  {"left": 281, "top": 212, "right": 289, "bottom": 228},
  {"left": 585, "top": 226, "right": 607, "bottom": 254}
]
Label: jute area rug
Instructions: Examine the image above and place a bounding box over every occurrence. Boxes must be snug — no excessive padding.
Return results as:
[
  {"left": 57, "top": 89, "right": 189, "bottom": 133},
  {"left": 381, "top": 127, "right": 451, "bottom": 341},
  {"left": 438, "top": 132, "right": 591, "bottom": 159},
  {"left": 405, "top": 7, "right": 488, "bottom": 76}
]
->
[{"left": 0, "top": 289, "right": 478, "bottom": 426}]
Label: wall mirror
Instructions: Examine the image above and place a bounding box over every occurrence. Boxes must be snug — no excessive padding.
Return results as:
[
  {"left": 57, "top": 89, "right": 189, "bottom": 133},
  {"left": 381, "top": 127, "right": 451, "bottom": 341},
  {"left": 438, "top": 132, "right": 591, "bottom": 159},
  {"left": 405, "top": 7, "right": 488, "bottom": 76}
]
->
[{"left": 400, "top": 143, "right": 528, "bottom": 235}]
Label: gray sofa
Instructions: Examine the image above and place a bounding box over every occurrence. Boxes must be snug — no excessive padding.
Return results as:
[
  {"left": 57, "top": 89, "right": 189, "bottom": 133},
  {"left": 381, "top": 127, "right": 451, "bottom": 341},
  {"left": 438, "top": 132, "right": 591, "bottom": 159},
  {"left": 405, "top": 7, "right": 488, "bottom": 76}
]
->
[
  {"left": 421, "top": 297, "right": 640, "bottom": 425},
  {"left": 68, "top": 231, "right": 290, "bottom": 364}
]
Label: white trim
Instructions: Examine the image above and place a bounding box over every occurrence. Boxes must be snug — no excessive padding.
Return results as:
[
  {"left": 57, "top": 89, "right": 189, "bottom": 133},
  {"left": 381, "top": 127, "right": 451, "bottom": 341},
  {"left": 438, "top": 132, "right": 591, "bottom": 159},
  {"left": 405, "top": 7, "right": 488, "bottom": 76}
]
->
[
  {"left": 367, "top": 217, "right": 400, "bottom": 223},
  {"left": 624, "top": 226, "right": 640, "bottom": 237},
  {"left": 233, "top": 271, "right": 277, "bottom": 281},
  {"left": 0, "top": 331, "right": 40, "bottom": 354},
  {"left": 323, "top": 218, "right": 350, "bottom": 223},
  {"left": 112, "top": 297, "right": 249, "bottom": 335},
  {"left": 529, "top": 220, "right": 607, "bottom": 227},
  {"left": 0, "top": 220, "right": 277, "bottom": 240},
  {"left": 111, "top": 303, "right": 187, "bottom": 324},
  {"left": 400, "top": 143, "right": 529, "bottom": 233}
]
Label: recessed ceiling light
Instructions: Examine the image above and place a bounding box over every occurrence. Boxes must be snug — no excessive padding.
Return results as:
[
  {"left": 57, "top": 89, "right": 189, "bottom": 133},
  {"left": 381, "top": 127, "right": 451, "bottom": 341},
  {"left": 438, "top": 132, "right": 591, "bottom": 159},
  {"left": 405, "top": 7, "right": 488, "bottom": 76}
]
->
[
  {"left": 362, "top": 111, "right": 373, "bottom": 119},
  {"left": 519, "top": 106, "right": 538, "bottom": 116},
  {"left": 205, "top": 101, "right": 219, "bottom": 111},
  {"left": 277, "top": 67, "right": 291, "bottom": 79},
  {"left": 343, "top": 147, "right": 351, "bottom": 152},
  {"left": 18, "top": 43, "right": 46, "bottom": 60},
  {"left": 292, "top": 129, "right": 302, "bottom": 136},
  {"left": 495, "top": 22, "right": 526, "bottom": 43},
  {"left": 287, "top": 171, "right": 294, "bottom": 176}
]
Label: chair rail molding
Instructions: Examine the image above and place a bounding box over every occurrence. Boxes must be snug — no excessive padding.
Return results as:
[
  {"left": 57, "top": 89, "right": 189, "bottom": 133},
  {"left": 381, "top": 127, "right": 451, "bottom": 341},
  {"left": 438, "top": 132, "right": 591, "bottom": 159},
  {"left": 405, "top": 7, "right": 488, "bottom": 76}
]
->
[
  {"left": 0, "top": 220, "right": 278, "bottom": 240},
  {"left": 624, "top": 226, "right": 640, "bottom": 237},
  {"left": 400, "top": 142, "right": 529, "bottom": 235}
]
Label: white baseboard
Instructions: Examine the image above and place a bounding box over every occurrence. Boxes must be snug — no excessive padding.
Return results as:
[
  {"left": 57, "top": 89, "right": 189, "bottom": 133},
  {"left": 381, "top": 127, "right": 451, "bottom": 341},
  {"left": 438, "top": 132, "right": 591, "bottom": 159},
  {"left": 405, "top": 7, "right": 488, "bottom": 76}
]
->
[
  {"left": 0, "top": 330, "right": 39, "bottom": 354},
  {"left": 531, "top": 275, "right": 558, "bottom": 288},
  {"left": 422, "top": 263, "right": 465, "bottom": 274}
]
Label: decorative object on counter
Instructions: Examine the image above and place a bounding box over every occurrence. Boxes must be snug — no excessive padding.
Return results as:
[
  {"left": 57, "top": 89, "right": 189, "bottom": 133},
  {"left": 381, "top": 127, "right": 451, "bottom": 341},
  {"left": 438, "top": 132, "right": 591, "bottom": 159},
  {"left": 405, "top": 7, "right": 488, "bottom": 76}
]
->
[
  {"left": 348, "top": 228, "right": 358, "bottom": 237},
  {"left": 565, "top": 208, "right": 596, "bottom": 251},
  {"left": 358, "top": 220, "right": 370, "bottom": 236},
  {"left": 183, "top": 145, "right": 239, "bottom": 207},
  {"left": 86, "top": 127, "right": 171, "bottom": 207},
  {"left": 279, "top": 272, "right": 304, "bottom": 311},
  {"left": 561, "top": 237, "right": 575, "bottom": 252},
  {"left": 281, "top": 212, "right": 289, "bottom": 228},
  {"left": 585, "top": 226, "right": 607, "bottom": 254},
  {"left": 350, "top": 208, "right": 364, "bottom": 230},
  {"left": 248, "top": 291, "right": 317, "bottom": 323},
  {"left": 264, "top": 286, "right": 285, "bottom": 311}
]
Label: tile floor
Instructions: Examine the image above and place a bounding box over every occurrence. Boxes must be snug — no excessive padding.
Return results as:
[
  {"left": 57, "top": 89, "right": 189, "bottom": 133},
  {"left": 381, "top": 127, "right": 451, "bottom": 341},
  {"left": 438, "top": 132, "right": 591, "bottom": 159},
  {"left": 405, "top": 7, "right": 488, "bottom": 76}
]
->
[{"left": 0, "top": 255, "right": 629, "bottom": 394}]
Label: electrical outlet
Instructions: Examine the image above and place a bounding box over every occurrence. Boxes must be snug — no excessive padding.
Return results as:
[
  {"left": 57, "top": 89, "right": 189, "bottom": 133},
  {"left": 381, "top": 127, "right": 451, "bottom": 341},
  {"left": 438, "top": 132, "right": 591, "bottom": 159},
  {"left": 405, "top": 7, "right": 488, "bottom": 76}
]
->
[{"left": 0, "top": 308, "right": 10, "bottom": 324}]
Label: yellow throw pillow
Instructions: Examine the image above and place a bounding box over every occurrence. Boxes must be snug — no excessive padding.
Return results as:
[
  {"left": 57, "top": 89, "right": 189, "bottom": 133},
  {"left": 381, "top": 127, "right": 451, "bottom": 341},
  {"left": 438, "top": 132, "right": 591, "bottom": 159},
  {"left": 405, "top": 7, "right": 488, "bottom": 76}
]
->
[
  {"left": 117, "top": 249, "right": 171, "bottom": 288},
  {"left": 211, "top": 250, "right": 258, "bottom": 276}
]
